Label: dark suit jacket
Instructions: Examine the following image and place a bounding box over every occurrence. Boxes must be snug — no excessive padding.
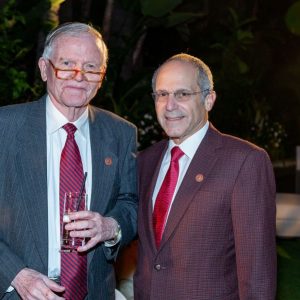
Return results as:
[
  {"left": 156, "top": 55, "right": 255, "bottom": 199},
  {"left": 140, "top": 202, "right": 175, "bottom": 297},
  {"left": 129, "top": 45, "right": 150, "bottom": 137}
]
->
[
  {"left": 0, "top": 96, "right": 138, "bottom": 299},
  {"left": 134, "top": 124, "right": 276, "bottom": 300}
]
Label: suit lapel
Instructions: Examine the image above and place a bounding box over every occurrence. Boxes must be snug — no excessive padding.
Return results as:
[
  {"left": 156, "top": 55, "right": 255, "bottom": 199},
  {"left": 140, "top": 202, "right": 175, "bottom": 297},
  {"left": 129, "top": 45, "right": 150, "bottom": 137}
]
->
[
  {"left": 88, "top": 106, "right": 118, "bottom": 263},
  {"left": 140, "top": 141, "right": 168, "bottom": 252},
  {"left": 89, "top": 107, "right": 117, "bottom": 213},
  {"left": 16, "top": 97, "right": 48, "bottom": 269},
  {"left": 159, "top": 125, "right": 222, "bottom": 250}
]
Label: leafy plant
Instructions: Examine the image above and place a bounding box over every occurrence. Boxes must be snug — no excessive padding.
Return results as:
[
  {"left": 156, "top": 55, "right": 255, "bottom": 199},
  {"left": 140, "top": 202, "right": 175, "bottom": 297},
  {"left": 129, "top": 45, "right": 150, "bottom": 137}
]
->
[
  {"left": 94, "top": 0, "right": 206, "bottom": 149},
  {"left": 208, "top": 7, "right": 288, "bottom": 160},
  {"left": 285, "top": 1, "right": 300, "bottom": 36},
  {"left": 0, "top": 0, "right": 31, "bottom": 103}
]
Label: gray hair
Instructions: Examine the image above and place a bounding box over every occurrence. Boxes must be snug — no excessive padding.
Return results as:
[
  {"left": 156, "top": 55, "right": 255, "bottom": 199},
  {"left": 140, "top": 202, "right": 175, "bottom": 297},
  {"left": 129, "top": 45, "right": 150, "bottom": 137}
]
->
[
  {"left": 42, "top": 22, "right": 108, "bottom": 68},
  {"left": 152, "top": 53, "right": 214, "bottom": 99}
]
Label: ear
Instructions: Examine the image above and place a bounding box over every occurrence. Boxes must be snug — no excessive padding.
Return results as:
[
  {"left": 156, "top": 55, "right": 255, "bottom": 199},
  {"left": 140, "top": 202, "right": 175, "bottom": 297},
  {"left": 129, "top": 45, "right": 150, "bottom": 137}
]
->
[
  {"left": 96, "top": 66, "right": 106, "bottom": 90},
  {"left": 38, "top": 57, "right": 48, "bottom": 82},
  {"left": 204, "top": 91, "right": 216, "bottom": 112}
]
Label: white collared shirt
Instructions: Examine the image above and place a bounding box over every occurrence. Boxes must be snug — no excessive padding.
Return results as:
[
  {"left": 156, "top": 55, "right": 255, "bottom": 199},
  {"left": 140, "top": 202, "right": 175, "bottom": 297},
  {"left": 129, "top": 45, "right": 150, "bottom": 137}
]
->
[
  {"left": 152, "top": 121, "right": 209, "bottom": 221},
  {"left": 46, "top": 97, "right": 92, "bottom": 278}
]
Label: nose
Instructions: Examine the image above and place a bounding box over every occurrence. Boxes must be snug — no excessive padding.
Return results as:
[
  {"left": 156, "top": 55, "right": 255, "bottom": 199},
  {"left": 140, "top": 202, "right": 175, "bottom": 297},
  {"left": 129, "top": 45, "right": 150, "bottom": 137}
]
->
[
  {"left": 165, "top": 94, "right": 178, "bottom": 111},
  {"left": 74, "top": 69, "right": 84, "bottom": 81}
]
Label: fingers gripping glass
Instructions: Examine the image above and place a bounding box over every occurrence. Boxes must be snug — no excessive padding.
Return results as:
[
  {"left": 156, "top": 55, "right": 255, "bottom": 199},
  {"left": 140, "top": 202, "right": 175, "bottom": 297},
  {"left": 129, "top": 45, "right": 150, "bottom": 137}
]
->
[
  {"left": 48, "top": 60, "right": 105, "bottom": 83},
  {"left": 152, "top": 89, "right": 210, "bottom": 103}
]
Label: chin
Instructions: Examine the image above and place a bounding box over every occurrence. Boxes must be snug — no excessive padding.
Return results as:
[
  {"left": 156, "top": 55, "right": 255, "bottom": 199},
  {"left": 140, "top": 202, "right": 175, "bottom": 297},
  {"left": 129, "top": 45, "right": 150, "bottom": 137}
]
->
[
  {"left": 165, "top": 130, "right": 183, "bottom": 139},
  {"left": 63, "top": 89, "right": 88, "bottom": 99},
  {"left": 64, "top": 102, "right": 85, "bottom": 108},
  {"left": 62, "top": 96, "right": 88, "bottom": 106}
]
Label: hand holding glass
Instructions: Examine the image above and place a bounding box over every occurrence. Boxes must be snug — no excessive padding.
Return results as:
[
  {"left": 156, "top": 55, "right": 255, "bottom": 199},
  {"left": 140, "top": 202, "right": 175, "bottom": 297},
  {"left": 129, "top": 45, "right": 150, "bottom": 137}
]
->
[{"left": 61, "top": 192, "right": 87, "bottom": 252}]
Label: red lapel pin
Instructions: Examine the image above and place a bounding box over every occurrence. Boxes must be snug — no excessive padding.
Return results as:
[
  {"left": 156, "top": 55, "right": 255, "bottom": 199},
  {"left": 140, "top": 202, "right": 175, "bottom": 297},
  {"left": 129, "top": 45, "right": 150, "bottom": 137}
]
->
[
  {"left": 195, "top": 173, "right": 204, "bottom": 182},
  {"left": 105, "top": 157, "right": 112, "bottom": 166}
]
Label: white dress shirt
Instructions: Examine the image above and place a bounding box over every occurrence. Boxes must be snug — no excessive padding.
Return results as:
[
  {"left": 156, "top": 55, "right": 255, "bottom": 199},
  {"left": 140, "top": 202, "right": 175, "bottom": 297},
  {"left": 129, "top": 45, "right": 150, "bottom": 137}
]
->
[
  {"left": 46, "top": 97, "right": 92, "bottom": 279},
  {"left": 152, "top": 121, "right": 209, "bottom": 223}
]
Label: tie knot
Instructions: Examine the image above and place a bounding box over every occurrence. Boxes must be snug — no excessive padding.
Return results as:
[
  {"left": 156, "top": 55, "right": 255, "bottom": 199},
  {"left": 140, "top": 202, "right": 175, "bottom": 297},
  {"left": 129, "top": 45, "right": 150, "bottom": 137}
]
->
[
  {"left": 170, "top": 146, "right": 184, "bottom": 163},
  {"left": 63, "top": 123, "right": 77, "bottom": 136}
]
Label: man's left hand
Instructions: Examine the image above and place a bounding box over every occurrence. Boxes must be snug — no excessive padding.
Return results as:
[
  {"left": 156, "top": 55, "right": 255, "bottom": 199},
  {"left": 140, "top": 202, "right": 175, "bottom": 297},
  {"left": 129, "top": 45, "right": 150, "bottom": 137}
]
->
[{"left": 65, "top": 211, "right": 118, "bottom": 252}]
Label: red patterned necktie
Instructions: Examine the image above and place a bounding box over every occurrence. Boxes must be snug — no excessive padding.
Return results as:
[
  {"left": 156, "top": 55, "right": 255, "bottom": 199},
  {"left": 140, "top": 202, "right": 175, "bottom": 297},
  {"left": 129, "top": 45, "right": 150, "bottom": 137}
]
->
[
  {"left": 153, "top": 146, "right": 184, "bottom": 248},
  {"left": 60, "top": 123, "right": 87, "bottom": 300}
]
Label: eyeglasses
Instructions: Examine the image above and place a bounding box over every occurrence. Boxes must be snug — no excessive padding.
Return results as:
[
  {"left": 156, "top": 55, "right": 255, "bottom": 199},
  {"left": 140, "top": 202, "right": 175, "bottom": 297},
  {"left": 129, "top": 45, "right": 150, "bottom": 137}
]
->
[
  {"left": 48, "top": 60, "right": 105, "bottom": 83},
  {"left": 152, "top": 89, "right": 210, "bottom": 103}
]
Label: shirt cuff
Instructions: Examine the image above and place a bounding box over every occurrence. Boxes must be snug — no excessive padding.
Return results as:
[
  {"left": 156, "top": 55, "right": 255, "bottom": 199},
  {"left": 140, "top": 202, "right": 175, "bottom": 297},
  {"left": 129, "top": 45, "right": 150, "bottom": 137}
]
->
[
  {"left": 6, "top": 286, "right": 14, "bottom": 293},
  {"left": 104, "top": 221, "right": 122, "bottom": 247}
]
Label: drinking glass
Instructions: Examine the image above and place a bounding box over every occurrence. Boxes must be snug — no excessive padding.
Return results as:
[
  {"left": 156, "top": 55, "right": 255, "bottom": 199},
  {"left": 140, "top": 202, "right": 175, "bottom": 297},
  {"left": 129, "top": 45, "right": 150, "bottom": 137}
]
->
[{"left": 61, "top": 192, "right": 87, "bottom": 252}]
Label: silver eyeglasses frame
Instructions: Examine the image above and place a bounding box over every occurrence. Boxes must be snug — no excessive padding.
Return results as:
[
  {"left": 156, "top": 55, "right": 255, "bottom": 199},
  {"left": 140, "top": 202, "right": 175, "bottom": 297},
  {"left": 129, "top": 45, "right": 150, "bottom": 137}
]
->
[{"left": 152, "top": 89, "right": 210, "bottom": 102}]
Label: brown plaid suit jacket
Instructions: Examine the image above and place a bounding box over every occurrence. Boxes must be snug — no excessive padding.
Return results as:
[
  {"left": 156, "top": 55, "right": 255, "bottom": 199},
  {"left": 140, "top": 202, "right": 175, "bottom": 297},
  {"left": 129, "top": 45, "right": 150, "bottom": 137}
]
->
[{"left": 134, "top": 123, "right": 276, "bottom": 300}]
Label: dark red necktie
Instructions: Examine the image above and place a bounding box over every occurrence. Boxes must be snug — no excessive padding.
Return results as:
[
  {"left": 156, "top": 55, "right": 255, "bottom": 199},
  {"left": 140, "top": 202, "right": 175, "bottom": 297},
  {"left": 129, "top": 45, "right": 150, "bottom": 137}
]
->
[
  {"left": 60, "top": 123, "right": 87, "bottom": 300},
  {"left": 153, "top": 146, "right": 184, "bottom": 248}
]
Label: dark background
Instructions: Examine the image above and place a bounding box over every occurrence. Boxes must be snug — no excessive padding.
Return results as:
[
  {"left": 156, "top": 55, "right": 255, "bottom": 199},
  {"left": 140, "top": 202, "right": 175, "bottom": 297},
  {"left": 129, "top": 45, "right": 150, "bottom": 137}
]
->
[
  {"left": 1, "top": 0, "right": 300, "bottom": 191},
  {"left": 1, "top": 2, "right": 300, "bottom": 300}
]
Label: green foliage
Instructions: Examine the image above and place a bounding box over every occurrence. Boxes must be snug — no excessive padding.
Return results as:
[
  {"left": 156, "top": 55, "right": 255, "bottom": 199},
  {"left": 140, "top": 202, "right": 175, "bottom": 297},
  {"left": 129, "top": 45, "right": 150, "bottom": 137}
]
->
[
  {"left": 0, "top": 0, "right": 31, "bottom": 102},
  {"left": 251, "top": 110, "right": 287, "bottom": 161},
  {"left": 96, "top": 1, "right": 294, "bottom": 156},
  {"left": 8, "top": 69, "right": 31, "bottom": 100},
  {"left": 0, "top": 0, "right": 49, "bottom": 104},
  {"left": 285, "top": 1, "right": 300, "bottom": 36},
  {"left": 209, "top": 7, "right": 289, "bottom": 160},
  {"left": 277, "top": 239, "right": 300, "bottom": 299},
  {"left": 47, "top": 0, "right": 67, "bottom": 26},
  {"left": 0, "top": 0, "right": 298, "bottom": 159},
  {"left": 140, "top": 0, "right": 183, "bottom": 17},
  {"left": 99, "top": 69, "right": 163, "bottom": 149},
  {"left": 0, "top": 0, "right": 66, "bottom": 105},
  {"left": 166, "top": 12, "right": 207, "bottom": 28},
  {"left": 94, "top": 0, "right": 203, "bottom": 149}
]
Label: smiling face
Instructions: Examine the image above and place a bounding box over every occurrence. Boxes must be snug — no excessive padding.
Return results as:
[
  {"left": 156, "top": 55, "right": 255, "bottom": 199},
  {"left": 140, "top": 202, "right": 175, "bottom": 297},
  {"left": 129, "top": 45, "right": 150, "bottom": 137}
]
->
[
  {"left": 154, "top": 60, "right": 216, "bottom": 144},
  {"left": 38, "top": 33, "right": 104, "bottom": 121}
]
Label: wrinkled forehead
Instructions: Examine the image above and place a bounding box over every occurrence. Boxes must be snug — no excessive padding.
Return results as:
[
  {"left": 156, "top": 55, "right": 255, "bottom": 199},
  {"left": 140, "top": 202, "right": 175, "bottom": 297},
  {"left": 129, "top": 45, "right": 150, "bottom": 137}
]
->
[{"left": 51, "top": 33, "right": 105, "bottom": 65}]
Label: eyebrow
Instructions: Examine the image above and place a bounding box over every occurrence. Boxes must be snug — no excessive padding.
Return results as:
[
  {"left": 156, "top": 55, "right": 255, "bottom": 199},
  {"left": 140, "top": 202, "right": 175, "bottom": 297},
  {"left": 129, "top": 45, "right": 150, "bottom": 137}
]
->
[{"left": 57, "top": 58, "right": 101, "bottom": 67}]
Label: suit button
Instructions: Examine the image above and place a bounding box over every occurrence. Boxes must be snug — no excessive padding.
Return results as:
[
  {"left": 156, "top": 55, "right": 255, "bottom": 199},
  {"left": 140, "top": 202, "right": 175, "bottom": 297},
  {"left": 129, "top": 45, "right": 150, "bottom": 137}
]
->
[{"left": 154, "top": 264, "right": 161, "bottom": 271}]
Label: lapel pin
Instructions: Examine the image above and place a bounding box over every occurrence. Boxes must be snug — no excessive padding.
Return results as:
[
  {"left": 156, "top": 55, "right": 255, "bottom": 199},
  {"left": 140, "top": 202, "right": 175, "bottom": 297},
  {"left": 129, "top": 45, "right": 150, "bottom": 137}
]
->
[
  {"left": 105, "top": 157, "right": 112, "bottom": 166},
  {"left": 195, "top": 173, "right": 204, "bottom": 182}
]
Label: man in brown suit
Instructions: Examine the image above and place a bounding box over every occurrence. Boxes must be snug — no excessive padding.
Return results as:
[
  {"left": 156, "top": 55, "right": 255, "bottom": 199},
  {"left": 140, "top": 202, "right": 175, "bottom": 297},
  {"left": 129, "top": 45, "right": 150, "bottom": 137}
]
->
[{"left": 134, "top": 53, "right": 277, "bottom": 299}]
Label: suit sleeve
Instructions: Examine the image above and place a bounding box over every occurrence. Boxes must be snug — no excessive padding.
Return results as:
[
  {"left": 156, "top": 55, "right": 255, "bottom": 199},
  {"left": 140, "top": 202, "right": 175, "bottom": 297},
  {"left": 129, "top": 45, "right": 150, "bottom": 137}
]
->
[
  {"left": 231, "top": 149, "right": 277, "bottom": 300},
  {"left": 0, "top": 243, "right": 26, "bottom": 295},
  {"left": 102, "top": 125, "right": 138, "bottom": 261},
  {"left": 0, "top": 117, "right": 27, "bottom": 295}
]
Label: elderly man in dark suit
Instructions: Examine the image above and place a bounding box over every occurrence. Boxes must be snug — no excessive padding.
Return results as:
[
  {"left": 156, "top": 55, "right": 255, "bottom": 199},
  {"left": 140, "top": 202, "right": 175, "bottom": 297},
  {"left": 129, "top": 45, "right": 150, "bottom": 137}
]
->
[
  {"left": 0, "top": 22, "right": 137, "bottom": 300},
  {"left": 134, "top": 53, "right": 276, "bottom": 299}
]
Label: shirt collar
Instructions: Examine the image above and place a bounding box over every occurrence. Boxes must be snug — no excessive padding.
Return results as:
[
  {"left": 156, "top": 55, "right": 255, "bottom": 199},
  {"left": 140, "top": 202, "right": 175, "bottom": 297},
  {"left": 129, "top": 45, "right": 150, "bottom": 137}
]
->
[
  {"left": 168, "top": 121, "right": 209, "bottom": 159},
  {"left": 46, "top": 96, "right": 89, "bottom": 136}
]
